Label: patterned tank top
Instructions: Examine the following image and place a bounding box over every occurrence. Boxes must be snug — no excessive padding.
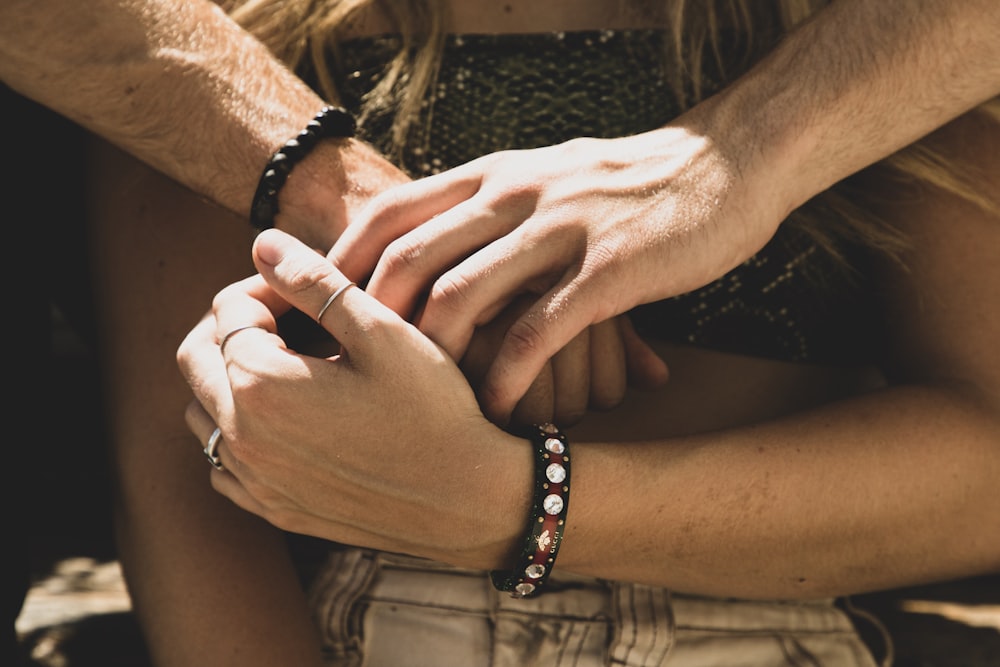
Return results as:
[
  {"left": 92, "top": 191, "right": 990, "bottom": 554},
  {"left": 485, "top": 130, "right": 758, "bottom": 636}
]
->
[{"left": 318, "top": 30, "right": 885, "bottom": 365}]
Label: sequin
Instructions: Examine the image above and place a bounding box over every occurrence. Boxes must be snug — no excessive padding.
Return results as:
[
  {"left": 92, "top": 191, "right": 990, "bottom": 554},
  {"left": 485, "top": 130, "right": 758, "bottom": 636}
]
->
[{"left": 333, "top": 31, "right": 883, "bottom": 367}]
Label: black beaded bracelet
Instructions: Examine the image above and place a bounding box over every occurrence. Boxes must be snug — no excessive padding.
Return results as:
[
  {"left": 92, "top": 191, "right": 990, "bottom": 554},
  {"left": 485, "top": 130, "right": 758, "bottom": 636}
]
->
[
  {"left": 490, "top": 423, "right": 571, "bottom": 598},
  {"left": 249, "top": 105, "right": 356, "bottom": 232}
]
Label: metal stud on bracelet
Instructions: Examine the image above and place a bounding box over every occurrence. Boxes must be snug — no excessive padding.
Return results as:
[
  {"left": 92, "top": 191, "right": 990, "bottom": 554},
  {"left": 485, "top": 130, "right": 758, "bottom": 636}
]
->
[
  {"left": 249, "top": 105, "right": 356, "bottom": 232},
  {"left": 490, "top": 423, "right": 570, "bottom": 598}
]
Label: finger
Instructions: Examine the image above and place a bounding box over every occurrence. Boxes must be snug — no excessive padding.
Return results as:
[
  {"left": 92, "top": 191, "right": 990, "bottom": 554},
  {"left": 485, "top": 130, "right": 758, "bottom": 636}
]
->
[
  {"left": 328, "top": 166, "right": 482, "bottom": 282},
  {"left": 363, "top": 198, "right": 528, "bottom": 321},
  {"left": 549, "top": 326, "right": 590, "bottom": 425},
  {"left": 619, "top": 315, "right": 670, "bottom": 390},
  {"left": 185, "top": 398, "right": 234, "bottom": 474},
  {"left": 460, "top": 294, "right": 557, "bottom": 427},
  {"left": 416, "top": 229, "right": 576, "bottom": 362},
  {"left": 508, "top": 362, "right": 555, "bottom": 428},
  {"left": 184, "top": 399, "right": 273, "bottom": 515},
  {"left": 478, "top": 277, "right": 607, "bottom": 424},
  {"left": 210, "top": 273, "right": 290, "bottom": 361},
  {"left": 253, "top": 229, "right": 396, "bottom": 362},
  {"left": 178, "top": 311, "right": 237, "bottom": 439},
  {"left": 587, "top": 318, "right": 628, "bottom": 410}
]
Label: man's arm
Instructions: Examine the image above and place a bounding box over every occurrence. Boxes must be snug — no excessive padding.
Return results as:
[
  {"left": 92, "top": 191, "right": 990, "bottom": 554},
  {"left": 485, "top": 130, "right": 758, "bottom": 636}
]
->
[
  {"left": 328, "top": 0, "right": 1000, "bottom": 422},
  {"left": 707, "top": 0, "right": 1000, "bottom": 220},
  {"left": 0, "top": 0, "right": 407, "bottom": 247}
]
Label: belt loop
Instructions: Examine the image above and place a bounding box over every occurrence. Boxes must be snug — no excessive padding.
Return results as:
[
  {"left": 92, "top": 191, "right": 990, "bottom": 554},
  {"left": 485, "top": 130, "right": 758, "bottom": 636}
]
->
[
  {"left": 308, "top": 548, "right": 380, "bottom": 663},
  {"left": 609, "top": 581, "right": 675, "bottom": 666}
]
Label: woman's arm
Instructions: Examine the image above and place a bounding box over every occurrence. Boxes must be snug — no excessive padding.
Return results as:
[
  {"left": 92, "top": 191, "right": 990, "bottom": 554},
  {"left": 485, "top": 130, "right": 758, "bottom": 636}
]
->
[
  {"left": 178, "top": 110, "right": 1000, "bottom": 600},
  {"left": 565, "top": 111, "right": 1000, "bottom": 598},
  {"left": 87, "top": 140, "right": 332, "bottom": 666}
]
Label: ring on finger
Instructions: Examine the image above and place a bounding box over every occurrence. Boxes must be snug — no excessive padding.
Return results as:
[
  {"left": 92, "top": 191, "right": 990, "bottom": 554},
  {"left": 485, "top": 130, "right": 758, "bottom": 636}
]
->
[
  {"left": 219, "top": 325, "right": 269, "bottom": 355},
  {"left": 317, "top": 282, "right": 356, "bottom": 323},
  {"left": 204, "top": 426, "right": 225, "bottom": 471}
]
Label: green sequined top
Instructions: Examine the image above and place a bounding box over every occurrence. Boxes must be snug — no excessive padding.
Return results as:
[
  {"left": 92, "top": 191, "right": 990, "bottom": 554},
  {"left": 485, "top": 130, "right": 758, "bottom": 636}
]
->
[{"left": 320, "top": 30, "right": 884, "bottom": 365}]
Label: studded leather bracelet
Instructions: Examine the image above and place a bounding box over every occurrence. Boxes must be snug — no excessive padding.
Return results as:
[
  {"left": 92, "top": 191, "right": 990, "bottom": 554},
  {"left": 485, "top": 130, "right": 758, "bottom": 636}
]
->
[
  {"left": 490, "top": 423, "right": 571, "bottom": 598},
  {"left": 249, "top": 105, "right": 356, "bottom": 232}
]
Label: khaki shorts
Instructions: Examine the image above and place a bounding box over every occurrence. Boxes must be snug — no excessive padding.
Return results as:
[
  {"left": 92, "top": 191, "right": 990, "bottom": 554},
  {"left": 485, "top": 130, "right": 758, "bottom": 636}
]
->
[{"left": 308, "top": 548, "right": 881, "bottom": 667}]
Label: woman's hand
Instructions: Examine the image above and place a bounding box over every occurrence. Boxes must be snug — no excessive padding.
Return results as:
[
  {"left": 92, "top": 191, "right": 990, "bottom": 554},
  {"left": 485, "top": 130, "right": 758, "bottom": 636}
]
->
[
  {"left": 329, "top": 121, "right": 777, "bottom": 423},
  {"left": 460, "top": 297, "right": 664, "bottom": 427},
  {"left": 176, "top": 229, "right": 530, "bottom": 568}
]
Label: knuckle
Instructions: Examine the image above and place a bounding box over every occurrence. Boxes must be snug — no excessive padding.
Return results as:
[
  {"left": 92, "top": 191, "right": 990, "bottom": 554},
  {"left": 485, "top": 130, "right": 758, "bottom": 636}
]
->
[
  {"left": 281, "top": 260, "right": 329, "bottom": 302},
  {"left": 487, "top": 184, "right": 541, "bottom": 218},
  {"left": 176, "top": 335, "right": 193, "bottom": 367},
  {"left": 380, "top": 236, "right": 427, "bottom": 277},
  {"left": 228, "top": 368, "right": 269, "bottom": 406},
  {"left": 427, "top": 271, "right": 475, "bottom": 317},
  {"left": 475, "top": 150, "right": 509, "bottom": 171},
  {"left": 477, "top": 367, "right": 526, "bottom": 421},
  {"left": 210, "top": 282, "right": 243, "bottom": 313},
  {"left": 366, "top": 187, "right": 402, "bottom": 216},
  {"left": 504, "top": 317, "right": 548, "bottom": 359},
  {"left": 361, "top": 181, "right": 416, "bottom": 224},
  {"left": 585, "top": 240, "right": 619, "bottom": 270}
]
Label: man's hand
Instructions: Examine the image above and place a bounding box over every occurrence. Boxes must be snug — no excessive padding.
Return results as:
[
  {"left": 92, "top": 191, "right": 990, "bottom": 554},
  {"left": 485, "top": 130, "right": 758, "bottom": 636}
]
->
[{"left": 329, "top": 125, "right": 759, "bottom": 423}]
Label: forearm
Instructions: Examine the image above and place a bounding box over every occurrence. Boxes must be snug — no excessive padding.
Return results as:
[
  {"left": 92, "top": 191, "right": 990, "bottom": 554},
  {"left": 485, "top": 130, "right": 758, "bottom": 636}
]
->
[
  {"left": 0, "top": 0, "right": 406, "bottom": 246},
  {"left": 1, "top": 1, "right": 308, "bottom": 212},
  {"left": 695, "top": 0, "right": 1000, "bottom": 223},
  {"left": 561, "top": 382, "right": 1000, "bottom": 599}
]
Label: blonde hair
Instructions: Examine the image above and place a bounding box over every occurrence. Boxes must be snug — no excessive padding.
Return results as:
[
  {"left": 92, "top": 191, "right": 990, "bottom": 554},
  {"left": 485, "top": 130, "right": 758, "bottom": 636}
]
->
[{"left": 225, "top": 0, "right": 999, "bottom": 266}]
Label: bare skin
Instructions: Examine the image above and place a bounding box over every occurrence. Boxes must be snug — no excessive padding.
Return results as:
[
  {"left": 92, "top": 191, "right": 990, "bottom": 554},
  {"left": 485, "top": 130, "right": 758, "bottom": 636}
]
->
[
  {"left": 331, "top": 0, "right": 1000, "bottom": 422},
  {"left": 77, "top": 5, "right": 639, "bottom": 661},
  {"left": 5, "top": 0, "right": 995, "bottom": 664},
  {"left": 180, "top": 108, "right": 1000, "bottom": 602},
  {"left": 86, "top": 142, "right": 329, "bottom": 666},
  {"left": 0, "top": 0, "right": 405, "bottom": 250}
]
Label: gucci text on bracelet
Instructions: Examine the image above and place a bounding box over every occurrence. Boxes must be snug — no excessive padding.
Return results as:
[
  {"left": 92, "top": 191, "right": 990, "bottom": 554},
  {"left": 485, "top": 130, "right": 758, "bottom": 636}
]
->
[
  {"left": 249, "top": 105, "right": 356, "bottom": 232},
  {"left": 491, "top": 423, "right": 570, "bottom": 598}
]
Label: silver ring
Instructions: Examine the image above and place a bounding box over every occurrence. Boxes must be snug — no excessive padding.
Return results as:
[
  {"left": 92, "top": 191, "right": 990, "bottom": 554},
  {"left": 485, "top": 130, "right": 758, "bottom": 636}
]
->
[
  {"left": 204, "top": 427, "right": 224, "bottom": 471},
  {"left": 317, "top": 282, "right": 356, "bottom": 323},
  {"left": 219, "top": 325, "right": 268, "bottom": 355}
]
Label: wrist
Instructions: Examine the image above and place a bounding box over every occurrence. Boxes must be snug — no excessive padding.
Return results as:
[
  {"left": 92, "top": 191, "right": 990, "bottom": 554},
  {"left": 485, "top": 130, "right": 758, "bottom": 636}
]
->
[
  {"left": 268, "top": 138, "right": 354, "bottom": 249},
  {"left": 680, "top": 82, "right": 809, "bottom": 236},
  {"left": 490, "top": 424, "right": 572, "bottom": 597},
  {"left": 276, "top": 138, "right": 410, "bottom": 251},
  {"left": 250, "top": 106, "right": 357, "bottom": 244},
  {"left": 440, "top": 427, "right": 535, "bottom": 571}
]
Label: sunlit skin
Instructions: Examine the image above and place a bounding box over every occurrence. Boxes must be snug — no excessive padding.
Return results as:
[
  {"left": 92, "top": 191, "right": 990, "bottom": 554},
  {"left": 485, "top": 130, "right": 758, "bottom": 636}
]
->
[{"left": 4, "top": 0, "right": 997, "bottom": 665}]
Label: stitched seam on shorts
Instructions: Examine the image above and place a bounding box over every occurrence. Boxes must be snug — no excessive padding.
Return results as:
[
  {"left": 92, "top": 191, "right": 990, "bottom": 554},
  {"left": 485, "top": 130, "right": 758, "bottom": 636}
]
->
[
  {"left": 674, "top": 626, "right": 860, "bottom": 637},
  {"left": 360, "top": 594, "right": 614, "bottom": 626},
  {"left": 609, "top": 584, "right": 674, "bottom": 667}
]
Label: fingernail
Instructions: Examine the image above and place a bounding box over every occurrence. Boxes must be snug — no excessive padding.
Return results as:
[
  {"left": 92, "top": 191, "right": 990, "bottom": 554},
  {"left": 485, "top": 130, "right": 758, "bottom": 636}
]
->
[{"left": 253, "top": 229, "right": 284, "bottom": 268}]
